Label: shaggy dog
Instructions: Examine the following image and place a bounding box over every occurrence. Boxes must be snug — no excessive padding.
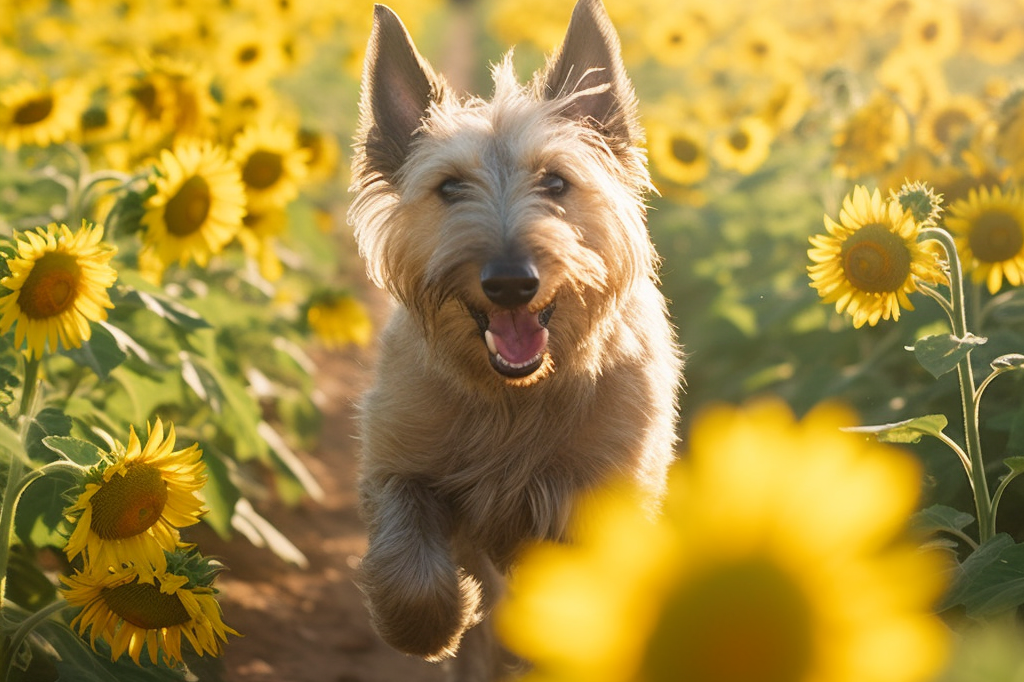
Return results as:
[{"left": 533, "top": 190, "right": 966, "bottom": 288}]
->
[{"left": 348, "top": 1, "right": 682, "bottom": 678}]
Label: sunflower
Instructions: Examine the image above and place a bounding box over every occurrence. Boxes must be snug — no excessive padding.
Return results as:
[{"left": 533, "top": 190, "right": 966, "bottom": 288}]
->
[
  {"left": 0, "top": 78, "right": 89, "bottom": 150},
  {"left": 710, "top": 116, "right": 773, "bottom": 175},
  {"left": 832, "top": 92, "right": 910, "bottom": 179},
  {"left": 235, "top": 210, "right": 287, "bottom": 282},
  {"left": 307, "top": 292, "right": 373, "bottom": 349},
  {"left": 140, "top": 140, "right": 247, "bottom": 276},
  {"left": 808, "top": 186, "right": 947, "bottom": 328},
  {"left": 646, "top": 117, "right": 710, "bottom": 187},
  {"left": 945, "top": 185, "right": 1024, "bottom": 294},
  {"left": 63, "top": 419, "right": 206, "bottom": 579},
  {"left": 497, "top": 400, "right": 949, "bottom": 682},
  {"left": 61, "top": 551, "right": 238, "bottom": 667},
  {"left": 231, "top": 120, "right": 309, "bottom": 214},
  {"left": 0, "top": 221, "right": 117, "bottom": 359}
]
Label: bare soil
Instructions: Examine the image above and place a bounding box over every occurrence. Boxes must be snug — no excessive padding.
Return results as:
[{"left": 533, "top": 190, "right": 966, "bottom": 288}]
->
[{"left": 190, "top": 341, "right": 447, "bottom": 682}]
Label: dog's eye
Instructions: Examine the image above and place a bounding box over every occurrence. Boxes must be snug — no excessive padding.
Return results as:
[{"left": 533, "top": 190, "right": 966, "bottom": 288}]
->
[
  {"left": 539, "top": 172, "right": 567, "bottom": 197},
  {"left": 438, "top": 177, "right": 468, "bottom": 202}
]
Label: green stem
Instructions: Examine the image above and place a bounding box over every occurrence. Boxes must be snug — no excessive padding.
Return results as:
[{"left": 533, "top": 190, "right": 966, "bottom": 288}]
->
[
  {"left": 1, "top": 599, "right": 67, "bottom": 682},
  {"left": 923, "top": 227, "right": 992, "bottom": 542}
]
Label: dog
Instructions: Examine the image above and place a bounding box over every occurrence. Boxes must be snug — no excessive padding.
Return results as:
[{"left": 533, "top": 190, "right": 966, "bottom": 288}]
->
[{"left": 348, "top": 0, "right": 682, "bottom": 678}]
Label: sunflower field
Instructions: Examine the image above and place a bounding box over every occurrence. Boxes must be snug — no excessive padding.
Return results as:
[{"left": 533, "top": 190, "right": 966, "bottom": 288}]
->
[{"left": 1, "top": 0, "right": 1024, "bottom": 680}]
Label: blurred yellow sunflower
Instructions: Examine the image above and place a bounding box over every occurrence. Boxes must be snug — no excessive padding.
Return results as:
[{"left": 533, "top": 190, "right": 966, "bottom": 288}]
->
[
  {"left": 61, "top": 554, "right": 238, "bottom": 666},
  {"left": 232, "top": 120, "right": 309, "bottom": 214},
  {"left": 808, "top": 186, "right": 947, "bottom": 328},
  {"left": 63, "top": 419, "right": 206, "bottom": 579},
  {"left": 0, "top": 221, "right": 117, "bottom": 359},
  {"left": 498, "top": 400, "right": 949, "bottom": 682},
  {"left": 236, "top": 210, "right": 287, "bottom": 282},
  {"left": 140, "top": 140, "right": 247, "bottom": 276},
  {"left": 833, "top": 92, "right": 910, "bottom": 178},
  {"left": 646, "top": 118, "right": 710, "bottom": 187},
  {"left": 0, "top": 78, "right": 89, "bottom": 149},
  {"left": 945, "top": 185, "right": 1024, "bottom": 294},
  {"left": 710, "top": 116, "right": 773, "bottom": 175},
  {"left": 307, "top": 292, "right": 373, "bottom": 349}
]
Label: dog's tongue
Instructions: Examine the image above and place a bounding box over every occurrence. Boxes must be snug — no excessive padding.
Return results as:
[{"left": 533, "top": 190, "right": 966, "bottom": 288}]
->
[{"left": 487, "top": 308, "right": 548, "bottom": 364}]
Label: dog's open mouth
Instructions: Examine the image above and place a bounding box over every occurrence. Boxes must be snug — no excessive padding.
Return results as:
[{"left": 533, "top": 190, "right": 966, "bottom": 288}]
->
[{"left": 472, "top": 303, "right": 554, "bottom": 379}]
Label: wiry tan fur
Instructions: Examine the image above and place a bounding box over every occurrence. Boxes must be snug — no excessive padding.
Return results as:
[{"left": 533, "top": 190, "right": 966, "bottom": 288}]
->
[{"left": 348, "top": 1, "right": 682, "bottom": 679}]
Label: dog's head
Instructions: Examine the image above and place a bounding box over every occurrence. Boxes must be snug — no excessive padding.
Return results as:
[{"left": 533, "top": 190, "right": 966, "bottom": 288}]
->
[{"left": 349, "top": 0, "right": 658, "bottom": 388}]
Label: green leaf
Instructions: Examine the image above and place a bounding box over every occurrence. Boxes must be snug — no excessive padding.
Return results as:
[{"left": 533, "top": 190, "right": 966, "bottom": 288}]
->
[
  {"left": 61, "top": 322, "right": 128, "bottom": 381},
  {"left": 1004, "top": 457, "right": 1024, "bottom": 475},
  {"left": 843, "top": 414, "right": 948, "bottom": 444},
  {"left": 991, "top": 354, "right": 1024, "bottom": 371},
  {"left": 26, "top": 407, "right": 72, "bottom": 463},
  {"left": 941, "top": 534, "right": 1024, "bottom": 617},
  {"left": 113, "top": 279, "right": 210, "bottom": 331},
  {"left": 911, "top": 504, "right": 975, "bottom": 536},
  {"left": 909, "top": 333, "right": 988, "bottom": 379},
  {"left": 198, "top": 441, "right": 241, "bottom": 539},
  {"left": 43, "top": 436, "right": 105, "bottom": 467}
]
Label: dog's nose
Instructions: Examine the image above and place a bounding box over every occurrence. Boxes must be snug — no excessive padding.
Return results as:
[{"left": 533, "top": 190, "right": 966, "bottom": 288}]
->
[{"left": 481, "top": 259, "right": 539, "bottom": 308}]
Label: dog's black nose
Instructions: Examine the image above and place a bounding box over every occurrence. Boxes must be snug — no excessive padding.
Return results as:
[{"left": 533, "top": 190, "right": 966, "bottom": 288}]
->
[{"left": 481, "top": 259, "right": 539, "bottom": 308}]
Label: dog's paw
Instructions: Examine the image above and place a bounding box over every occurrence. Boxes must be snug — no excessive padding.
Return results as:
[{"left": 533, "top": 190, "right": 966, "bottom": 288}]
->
[{"left": 359, "top": 538, "right": 482, "bottom": 659}]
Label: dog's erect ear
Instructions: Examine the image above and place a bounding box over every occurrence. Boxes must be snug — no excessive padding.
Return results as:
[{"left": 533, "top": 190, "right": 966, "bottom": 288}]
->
[
  {"left": 358, "top": 4, "right": 443, "bottom": 180},
  {"left": 540, "top": 0, "right": 639, "bottom": 144}
]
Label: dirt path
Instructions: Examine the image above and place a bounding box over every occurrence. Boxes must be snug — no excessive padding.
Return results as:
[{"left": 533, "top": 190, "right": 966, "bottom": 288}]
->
[{"left": 190, "top": 341, "right": 447, "bottom": 682}]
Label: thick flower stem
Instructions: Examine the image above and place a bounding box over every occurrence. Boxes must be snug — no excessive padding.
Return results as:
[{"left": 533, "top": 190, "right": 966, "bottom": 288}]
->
[
  {"left": 0, "top": 356, "right": 42, "bottom": 672},
  {"left": 923, "top": 227, "right": 993, "bottom": 543}
]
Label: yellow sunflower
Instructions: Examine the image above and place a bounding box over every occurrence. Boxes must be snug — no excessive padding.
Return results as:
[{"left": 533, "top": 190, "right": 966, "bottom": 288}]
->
[
  {"left": 945, "top": 185, "right": 1024, "bottom": 294},
  {"left": 0, "top": 221, "right": 117, "bottom": 360},
  {"left": 498, "top": 400, "right": 949, "bottom": 682},
  {"left": 808, "top": 186, "right": 947, "bottom": 328},
  {"left": 832, "top": 92, "right": 910, "bottom": 179},
  {"left": 307, "top": 292, "right": 373, "bottom": 349},
  {"left": 710, "top": 116, "right": 773, "bottom": 175},
  {"left": 231, "top": 120, "right": 309, "bottom": 214},
  {"left": 63, "top": 419, "right": 206, "bottom": 579},
  {"left": 0, "top": 78, "right": 89, "bottom": 150},
  {"left": 140, "top": 140, "right": 247, "bottom": 276},
  {"left": 61, "top": 554, "right": 238, "bottom": 667},
  {"left": 646, "top": 117, "right": 710, "bottom": 187}
]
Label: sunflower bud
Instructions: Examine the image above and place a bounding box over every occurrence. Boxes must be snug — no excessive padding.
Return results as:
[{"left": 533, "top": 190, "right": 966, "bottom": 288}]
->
[{"left": 893, "top": 180, "right": 944, "bottom": 228}]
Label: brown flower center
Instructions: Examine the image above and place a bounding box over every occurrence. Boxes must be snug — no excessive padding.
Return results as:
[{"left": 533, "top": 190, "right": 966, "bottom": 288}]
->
[
  {"left": 968, "top": 210, "right": 1024, "bottom": 263},
  {"left": 729, "top": 130, "right": 751, "bottom": 152},
  {"left": 89, "top": 463, "right": 169, "bottom": 540},
  {"left": 671, "top": 137, "right": 701, "bottom": 165},
  {"left": 840, "top": 223, "right": 912, "bottom": 293},
  {"left": 17, "top": 252, "right": 81, "bottom": 319},
  {"left": 242, "top": 150, "right": 284, "bottom": 190},
  {"left": 643, "top": 559, "right": 813, "bottom": 682},
  {"left": 102, "top": 578, "right": 191, "bottom": 629},
  {"left": 14, "top": 95, "right": 54, "bottom": 126},
  {"left": 164, "top": 175, "right": 212, "bottom": 237}
]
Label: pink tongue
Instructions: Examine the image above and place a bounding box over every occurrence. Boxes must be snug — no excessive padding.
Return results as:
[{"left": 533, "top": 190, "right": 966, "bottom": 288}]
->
[{"left": 488, "top": 308, "right": 548, "bottom": 364}]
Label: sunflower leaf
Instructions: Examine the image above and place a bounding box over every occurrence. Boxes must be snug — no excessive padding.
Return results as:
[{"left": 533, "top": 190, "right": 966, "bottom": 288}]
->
[
  {"left": 942, "top": 534, "right": 1024, "bottom": 618},
  {"left": 843, "top": 414, "right": 948, "bottom": 443},
  {"left": 907, "top": 333, "right": 988, "bottom": 379},
  {"left": 991, "top": 354, "right": 1024, "bottom": 371},
  {"left": 910, "top": 504, "right": 975, "bottom": 537},
  {"left": 42, "top": 436, "right": 104, "bottom": 467},
  {"left": 61, "top": 322, "right": 128, "bottom": 381}
]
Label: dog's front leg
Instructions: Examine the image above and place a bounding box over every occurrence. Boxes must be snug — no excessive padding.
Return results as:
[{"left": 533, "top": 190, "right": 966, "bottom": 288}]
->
[{"left": 358, "top": 475, "right": 481, "bottom": 660}]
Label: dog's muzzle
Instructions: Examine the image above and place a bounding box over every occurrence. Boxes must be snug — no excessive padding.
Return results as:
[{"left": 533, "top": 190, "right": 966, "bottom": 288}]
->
[{"left": 472, "top": 258, "right": 554, "bottom": 379}]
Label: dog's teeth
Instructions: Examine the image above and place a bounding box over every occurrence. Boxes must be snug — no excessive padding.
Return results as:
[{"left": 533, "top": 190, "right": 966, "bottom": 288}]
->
[{"left": 484, "top": 330, "right": 498, "bottom": 355}]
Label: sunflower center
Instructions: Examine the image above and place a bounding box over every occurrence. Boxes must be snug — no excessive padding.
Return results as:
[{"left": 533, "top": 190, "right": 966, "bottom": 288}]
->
[
  {"left": 968, "top": 210, "right": 1024, "bottom": 263},
  {"left": 102, "top": 578, "right": 191, "bottom": 629},
  {"left": 89, "top": 463, "right": 169, "bottom": 540},
  {"left": 238, "top": 45, "right": 260, "bottom": 64},
  {"left": 642, "top": 558, "right": 814, "bottom": 682},
  {"left": 242, "top": 150, "right": 284, "bottom": 189},
  {"left": 671, "top": 137, "right": 700, "bottom": 164},
  {"left": 729, "top": 130, "right": 751, "bottom": 152},
  {"left": 17, "top": 252, "right": 82, "bottom": 320},
  {"left": 840, "top": 223, "right": 911, "bottom": 293},
  {"left": 164, "top": 175, "right": 212, "bottom": 237},
  {"left": 14, "top": 95, "right": 54, "bottom": 126}
]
